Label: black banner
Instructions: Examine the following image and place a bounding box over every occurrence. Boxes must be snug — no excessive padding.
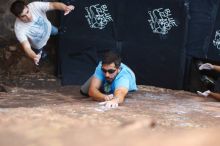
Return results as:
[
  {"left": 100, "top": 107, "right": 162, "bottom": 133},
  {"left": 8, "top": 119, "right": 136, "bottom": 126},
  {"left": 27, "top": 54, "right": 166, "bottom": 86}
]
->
[{"left": 59, "top": 0, "right": 187, "bottom": 89}]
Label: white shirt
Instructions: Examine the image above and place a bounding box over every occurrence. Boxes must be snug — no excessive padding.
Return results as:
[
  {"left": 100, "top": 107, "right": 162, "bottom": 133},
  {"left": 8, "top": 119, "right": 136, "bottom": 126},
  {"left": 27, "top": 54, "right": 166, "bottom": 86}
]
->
[{"left": 14, "top": 2, "right": 52, "bottom": 49}]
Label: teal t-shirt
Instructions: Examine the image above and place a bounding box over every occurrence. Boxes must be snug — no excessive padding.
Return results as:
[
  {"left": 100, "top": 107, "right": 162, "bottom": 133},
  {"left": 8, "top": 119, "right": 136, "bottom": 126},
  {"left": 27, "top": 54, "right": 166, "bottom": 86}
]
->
[{"left": 94, "top": 62, "right": 138, "bottom": 94}]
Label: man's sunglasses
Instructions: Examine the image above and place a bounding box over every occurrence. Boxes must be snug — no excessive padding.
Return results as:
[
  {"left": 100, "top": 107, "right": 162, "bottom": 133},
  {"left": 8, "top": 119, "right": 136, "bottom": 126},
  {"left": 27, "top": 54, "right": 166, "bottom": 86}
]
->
[{"left": 101, "top": 68, "right": 116, "bottom": 74}]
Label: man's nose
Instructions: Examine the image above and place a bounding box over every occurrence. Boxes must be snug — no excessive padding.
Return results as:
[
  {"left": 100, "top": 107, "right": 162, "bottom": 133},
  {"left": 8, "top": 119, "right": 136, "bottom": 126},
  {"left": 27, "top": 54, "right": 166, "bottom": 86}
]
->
[{"left": 105, "top": 72, "right": 110, "bottom": 77}]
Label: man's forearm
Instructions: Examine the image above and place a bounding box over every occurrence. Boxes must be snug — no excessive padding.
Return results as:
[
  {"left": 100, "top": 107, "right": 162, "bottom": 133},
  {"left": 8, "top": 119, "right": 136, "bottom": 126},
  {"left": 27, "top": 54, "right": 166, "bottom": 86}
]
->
[
  {"left": 25, "top": 48, "right": 37, "bottom": 60},
  {"left": 49, "top": 2, "right": 74, "bottom": 12},
  {"left": 21, "top": 41, "right": 37, "bottom": 61},
  {"left": 113, "top": 94, "right": 125, "bottom": 104},
  {"left": 114, "top": 87, "right": 128, "bottom": 104},
  {"left": 213, "top": 65, "right": 220, "bottom": 73},
  {"left": 209, "top": 92, "right": 220, "bottom": 101},
  {"left": 49, "top": 2, "right": 74, "bottom": 16},
  {"left": 88, "top": 88, "right": 106, "bottom": 102}
]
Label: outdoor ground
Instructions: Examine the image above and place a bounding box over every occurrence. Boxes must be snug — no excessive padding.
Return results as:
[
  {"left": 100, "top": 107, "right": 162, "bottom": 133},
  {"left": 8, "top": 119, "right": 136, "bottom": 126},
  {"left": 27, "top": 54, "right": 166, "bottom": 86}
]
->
[{"left": 0, "top": 73, "right": 220, "bottom": 146}]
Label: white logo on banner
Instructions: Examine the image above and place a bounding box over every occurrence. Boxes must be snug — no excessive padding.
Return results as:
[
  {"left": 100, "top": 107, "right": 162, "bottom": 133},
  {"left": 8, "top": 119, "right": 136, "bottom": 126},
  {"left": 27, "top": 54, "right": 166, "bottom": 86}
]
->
[
  {"left": 148, "top": 8, "right": 178, "bottom": 35},
  {"left": 213, "top": 30, "right": 220, "bottom": 50},
  {"left": 85, "top": 4, "right": 113, "bottom": 29}
]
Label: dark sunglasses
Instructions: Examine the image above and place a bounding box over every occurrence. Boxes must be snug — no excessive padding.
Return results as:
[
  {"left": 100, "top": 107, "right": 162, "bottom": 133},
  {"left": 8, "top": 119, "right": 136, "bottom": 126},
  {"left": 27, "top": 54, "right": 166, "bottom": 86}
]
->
[{"left": 101, "top": 68, "right": 116, "bottom": 74}]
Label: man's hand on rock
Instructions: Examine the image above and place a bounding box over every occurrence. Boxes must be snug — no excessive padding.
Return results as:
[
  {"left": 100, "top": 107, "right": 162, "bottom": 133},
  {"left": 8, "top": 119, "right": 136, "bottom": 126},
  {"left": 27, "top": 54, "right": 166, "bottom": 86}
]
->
[
  {"left": 199, "top": 63, "right": 214, "bottom": 70},
  {"left": 104, "top": 94, "right": 114, "bottom": 101},
  {"left": 34, "top": 53, "right": 41, "bottom": 66},
  {"left": 197, "top": 90, "right": 211, "bottom": 97},
  {"left": 99, "top": 97, "right": 120, "bottom": 109}
]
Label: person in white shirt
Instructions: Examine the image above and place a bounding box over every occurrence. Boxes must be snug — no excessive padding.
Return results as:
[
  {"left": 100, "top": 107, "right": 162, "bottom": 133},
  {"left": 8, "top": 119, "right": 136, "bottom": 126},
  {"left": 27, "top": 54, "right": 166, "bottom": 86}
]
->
[{"left": 10, "top": 0, "right": 74, "bottom": 65}]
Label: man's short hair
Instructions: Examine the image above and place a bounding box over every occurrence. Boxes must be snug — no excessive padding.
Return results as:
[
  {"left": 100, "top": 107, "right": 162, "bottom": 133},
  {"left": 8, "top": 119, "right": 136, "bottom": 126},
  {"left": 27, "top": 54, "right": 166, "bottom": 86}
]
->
[
  {"left": 10, "top": 0, "right": 27, "bottom": 17},
  {"left": 102, "top": 50, "right": 121, "bottom": 68}
]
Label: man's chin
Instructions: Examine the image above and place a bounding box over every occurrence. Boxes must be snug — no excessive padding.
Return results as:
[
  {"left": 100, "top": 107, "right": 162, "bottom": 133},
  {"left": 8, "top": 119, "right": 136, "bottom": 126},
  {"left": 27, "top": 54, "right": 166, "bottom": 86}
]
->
[{"left": 106, "top": 79, "right": 113, "bottom": 83}]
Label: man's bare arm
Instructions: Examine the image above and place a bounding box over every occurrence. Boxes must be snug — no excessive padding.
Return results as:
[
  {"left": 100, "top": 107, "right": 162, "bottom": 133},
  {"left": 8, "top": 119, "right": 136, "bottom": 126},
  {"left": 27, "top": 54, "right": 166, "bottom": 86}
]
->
[
  {"left": 21, "top": 41, "right": 40, "bottom": 65},
  {"left": 88, "top": 77, "right": 106, "bottom": 101},
  {"left": 197, "top": 90, "right": 220, "bottom": 101},
  {"left": 99, "top": 87, "right": 128, "bottom": 108},
  {"left": 213, "top": 65, "right": 220, "bottom": 73},
  {"left": 114, "top": 87, "right": 129, "bottom": 104},
  {"left": 49, "top": 2, "right": 74, "bottom": 15},
  {"left": 209, "top": 92, "right": 220, "bottom": 101}
]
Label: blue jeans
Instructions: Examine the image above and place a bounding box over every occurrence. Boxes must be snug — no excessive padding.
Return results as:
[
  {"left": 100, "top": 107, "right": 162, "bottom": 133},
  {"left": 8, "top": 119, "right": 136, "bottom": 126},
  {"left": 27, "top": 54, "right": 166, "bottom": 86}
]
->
[{"left": 33, "top": 25, "right": 58, "bottom": 54}]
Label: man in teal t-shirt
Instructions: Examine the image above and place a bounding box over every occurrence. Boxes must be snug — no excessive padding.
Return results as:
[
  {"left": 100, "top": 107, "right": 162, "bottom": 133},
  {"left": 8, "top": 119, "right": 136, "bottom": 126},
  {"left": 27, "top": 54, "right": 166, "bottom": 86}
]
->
[{"left": 80, "top": 51, "right": 137, "bottom": 108}]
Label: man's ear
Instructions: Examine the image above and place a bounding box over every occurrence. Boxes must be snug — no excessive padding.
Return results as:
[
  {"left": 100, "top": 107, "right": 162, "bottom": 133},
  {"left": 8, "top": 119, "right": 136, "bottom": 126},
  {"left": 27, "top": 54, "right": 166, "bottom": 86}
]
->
[{"left": 117, "top": 66, "right": 121, "bottom": 72}]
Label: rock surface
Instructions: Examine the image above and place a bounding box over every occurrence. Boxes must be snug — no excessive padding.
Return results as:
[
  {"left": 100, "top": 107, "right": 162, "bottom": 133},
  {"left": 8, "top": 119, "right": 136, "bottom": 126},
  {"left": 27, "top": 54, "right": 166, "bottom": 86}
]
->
[{"left": 0, "top": 74, "right": 219, "bottom": 146}]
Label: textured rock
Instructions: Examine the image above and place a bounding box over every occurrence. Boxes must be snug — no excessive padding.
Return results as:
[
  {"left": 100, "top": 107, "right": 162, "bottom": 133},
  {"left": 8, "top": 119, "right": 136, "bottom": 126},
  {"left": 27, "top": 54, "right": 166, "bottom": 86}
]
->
[{"left": 0, "top": 75, "right": 219, "bottom": 146}]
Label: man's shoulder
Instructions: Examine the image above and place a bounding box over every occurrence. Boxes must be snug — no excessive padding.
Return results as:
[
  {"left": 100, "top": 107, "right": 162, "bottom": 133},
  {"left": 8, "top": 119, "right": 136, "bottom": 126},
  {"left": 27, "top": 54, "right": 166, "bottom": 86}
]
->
[
  {"left": 120, "top": 63, "right": 133, "bottom": 73},
  {"left": 96, "top": 62, "right": 102, "bottom": 68},
  {"left": 28, "top": 1, "right": 48, "bottom": 10},
  {"left": 14, "top": 19, "right": 25, "bottom": 31},
  {"left": 121, "top": 63, "right": 131, "bottom": 69},
  {"left": 116, "top": 69, "right": 130, "bottom": 80},
  {"left": 117, "top": 63, "right": 136, "bottom": 79},
  {"left": 28, "top": 1, "right": 43, "bottom": 6},
  {"left": 27, "top": 2, "right": 40, "bottom": 12}
]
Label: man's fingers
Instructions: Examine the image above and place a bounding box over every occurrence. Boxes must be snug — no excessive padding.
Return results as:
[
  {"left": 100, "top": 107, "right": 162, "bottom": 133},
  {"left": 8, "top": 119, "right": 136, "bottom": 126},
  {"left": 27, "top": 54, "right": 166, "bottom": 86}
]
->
[
  {"left": 197, "top": 91, "right": 203, "bottom": 96},
  {"left": 34, "top": 58, "right": 39, "bottom": 65},
  {"left": 64, "top": 5, "right": 75, "bottom": 15},
  {"left": 199, "top": 63, "right": 213, "bottom": 70},
  {"left": 99, "top": 100, "right": 118, "bottom": 109},
  {"left": 197, "top": 90, "right": 209, "bottom": 97},
  {"left": 109, "top": 94, "right": 113, "bottom": 97},
  {"left": 104, "top": 94, "right": 114, "bottom": 101},
  {"left": 34, "top": 54, "right": 41, "bottom": 66},
  {"left": 35, "top": 62, "right": 39, "bottom": 66},
  {"left": 105, "top": 102, "right": 118, "bottom": 109},
  {"left": 68, "top": 5, "right": 75, "bottom": 10},
  {"left": 64, "top": 11, "right": 69, "bottom": 15},
  {"left": 105, "top": 102, "right": 115, "bottom": 108},
  {"left": 99, "top": 101, "right": 107, "bottom": 105},
  {"left": 112, "top": 103, "right": 118, "bottom": 108},
  {"left": 107, "top": 95, "right": 114, "bottom": 100},
  {"left": 104, "top": 96, "right": 110, "bottom": 101}
]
